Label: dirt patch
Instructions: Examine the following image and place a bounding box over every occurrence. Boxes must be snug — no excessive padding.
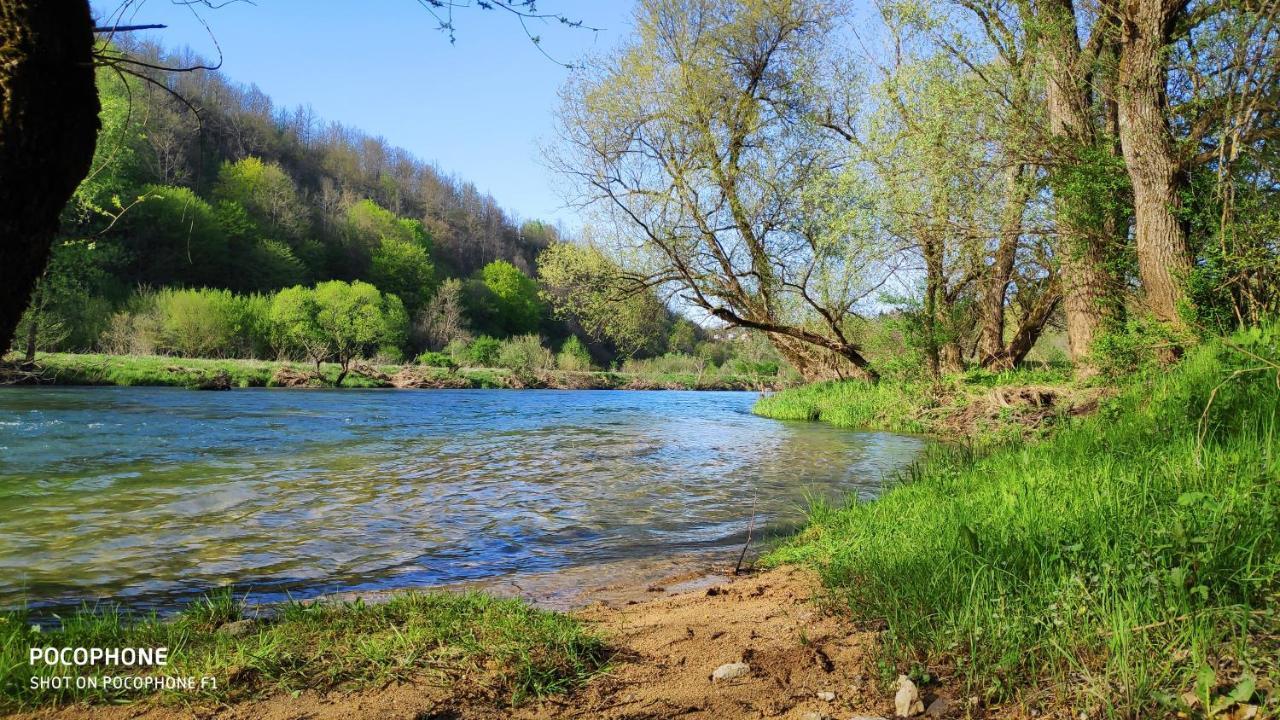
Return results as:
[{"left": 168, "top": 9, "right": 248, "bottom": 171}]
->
[
  {"left": 12, "top": 567, "right": 919, "bottom": 720},
  {"left": 270, "top": 365, "right": 320, "bottom": 388}
]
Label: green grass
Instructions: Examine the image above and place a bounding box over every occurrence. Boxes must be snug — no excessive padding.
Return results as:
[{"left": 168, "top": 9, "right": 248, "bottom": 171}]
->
[
  {"left": 1, "top": 588, "right": 607, "bottom": 712},
  {"left": 754, "top": 363, "right": 1075, "bottom": 440},
  {"left": 8, "top": 352, "right": 775, "bottom": 391},
  {"left": 761, "top": 327, "right": 1280, "bottom": 716}
]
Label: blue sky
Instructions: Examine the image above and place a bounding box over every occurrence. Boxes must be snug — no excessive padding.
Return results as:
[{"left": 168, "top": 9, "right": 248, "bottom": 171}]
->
[{"left": 93, "top": 0, "right": 637, "bottom": 229}]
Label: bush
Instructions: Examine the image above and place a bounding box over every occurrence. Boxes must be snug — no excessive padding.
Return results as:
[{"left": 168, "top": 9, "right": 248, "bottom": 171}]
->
[
  {"left": 416, "top": 351, "right": 456, "bottom": 369},
  {"left": 153, "top": 288, "right": 242, "bottom": 358},
  {"left": 556, "top": 335, "right": 592, "bottom": 371},
  {"left": 497, "top": 334, "right": 555, "bottom": 374},
  {"left": 467, "top": 336, "right": 502, "bottom": 367},
  {"left": 1091, "top": 316, "right": 1192, "bottom": 379}
]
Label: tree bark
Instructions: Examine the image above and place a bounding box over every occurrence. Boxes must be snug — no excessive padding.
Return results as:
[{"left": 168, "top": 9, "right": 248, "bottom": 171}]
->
[
  {"left": 0, "top": 0, "right": 99, "bottom": 353},
  {"left": 1041, "top": 0, "right": 1121, "bottom": 363},
  {"left": 977, "top": 163, "right": 1031, "bottom": 366},
  {"left": 1114, "top": 0, "right": 1193, "bottom": 325}
]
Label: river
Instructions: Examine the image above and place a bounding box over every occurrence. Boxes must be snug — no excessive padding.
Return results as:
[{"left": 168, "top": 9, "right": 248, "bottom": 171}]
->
[{"left": 0, "top": 387, "right": 924, "bottom": 612}]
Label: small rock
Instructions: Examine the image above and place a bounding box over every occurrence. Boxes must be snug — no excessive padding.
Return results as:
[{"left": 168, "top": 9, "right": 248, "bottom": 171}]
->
[
  {"left": 711, "top": 662, "right": 751, "bottom": 682},
  {"left": 925, "top": 696, "right": 950, "bottom": 717},
  {"left": 895, "top": 675, "right": 925, "bottom": 717},
  {"left": 799, "top": 712, "right": 829, "bottom": 720},
  {"left": 816, "top": 691, "right": 836, "bottom": 701},
  {"left": 216, "top": 619, "right": 255, "bottom": 638}
]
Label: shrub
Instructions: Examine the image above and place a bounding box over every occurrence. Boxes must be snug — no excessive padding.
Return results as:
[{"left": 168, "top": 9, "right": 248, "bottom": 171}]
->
[
  {"left": 497, "top": 334, "right": 555, "bottom": 374},
  {"left": 416, "top": 351, "right": 456, "bottom": 369},
  {"left": 467, "top": 336, "right": 502, "bottom": 367},
  {"left": 1091, "top": 316, "right": 1192, "bottom": 379},
  {"left": 153, "top": 288, "right": 241, "bottom": 358},
  {"left": 557, "top": 335, "right": 592, "bottom": 371}
]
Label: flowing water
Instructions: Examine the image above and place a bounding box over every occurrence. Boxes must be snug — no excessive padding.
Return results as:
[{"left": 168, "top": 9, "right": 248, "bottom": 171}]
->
[{"left": 0, "top": 387, "right": 925, "bottom": 613}]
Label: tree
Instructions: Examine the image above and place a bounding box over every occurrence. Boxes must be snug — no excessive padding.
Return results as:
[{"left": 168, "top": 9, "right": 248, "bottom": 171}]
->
[
  {"left": 552, "top": 0, "right": 891, "bottom": 381},
  {"left": 414, "top": 277, "right": 471, "bottom": 351},
  {"left": 0, "top": 1, "right": 99, "bottom": 353},
  {"left": 118, "top": 185, "right": 230, "bottom": 287},
  {"left": 471, "top": 259, "right": 543, "bottom": 336},
  {"left": 312, "top": 280, "right": 407, "bottom": 385},
  {"left": 269, "top": 285, "right": 329, "bottom": 370},
  {"left": 537, "top": 241, "right": 668, "bottom": 358},
  {"left": 213, "top": 157, "right": 310, "bottom": 242}
]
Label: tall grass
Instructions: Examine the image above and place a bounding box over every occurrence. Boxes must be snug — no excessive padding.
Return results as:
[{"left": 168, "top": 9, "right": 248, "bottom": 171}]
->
[
  {"left": 1, "top": 588, "right": 606, "bottom": 712},
  {"left": 764, "top": 327, "right": 1280, "bottom": 716}
]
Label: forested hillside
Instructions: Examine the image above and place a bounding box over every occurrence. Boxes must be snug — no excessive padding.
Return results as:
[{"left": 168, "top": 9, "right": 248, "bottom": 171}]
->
[{"left": 11, "top": 38, "right": 776, "bottom": 378}]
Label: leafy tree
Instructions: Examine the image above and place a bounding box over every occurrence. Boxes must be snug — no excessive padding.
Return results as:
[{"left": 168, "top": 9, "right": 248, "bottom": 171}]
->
[
  {"left": 13, "top": 240, "right": 115, "bottom": 358},
  {"left": 117, "top": 185, "right": 229, "bottom": 287},
  {"left": 213, "top": 157, "right": 309, "bottom": 241},
  {"left": 270, "top": 285, "right": 329, "bottom": 372},
  {"left": 469, "top": 260, "right": 543, "bottom": 336},
  {"left": 537, "top": 241, "right": 667, "bottom": 358},
  {"left": 370, "top": 236, "right": 435, "bottom": 311},
  {"left": 551, "top": 0, "right": 887, "bottom": 381},
  {"left": 312, "top": 280, "right": 407, "bottom": 385}
]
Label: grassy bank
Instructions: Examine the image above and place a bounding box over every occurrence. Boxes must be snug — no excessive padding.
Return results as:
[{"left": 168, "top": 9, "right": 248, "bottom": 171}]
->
[
  {"left": 0, "top": 588, "right": 605, "bottom": 713},
  {"left": 757, "top": 328, "right": 1280, "bottom": 716},
  {"left": 3, "top": 352, "right": 777, "bottom": 391},
  {"left": 754, "top": 363, "right": 1084, "bottom": 441}
]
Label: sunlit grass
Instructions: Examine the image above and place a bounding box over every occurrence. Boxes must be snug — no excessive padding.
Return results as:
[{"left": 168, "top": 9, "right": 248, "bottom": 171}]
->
[
  {"left": 0, "top": 589, "right": 607, "bottom": 712},
  {"left": 762, "top": 327, "right": 1280, "bottom": 715}
]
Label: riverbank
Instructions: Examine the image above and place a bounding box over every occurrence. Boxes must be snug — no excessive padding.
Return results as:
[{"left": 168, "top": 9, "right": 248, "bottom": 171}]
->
[
  {"left": 5, "top": 566, "right": 915, "bottom": 720},
  {"left": 0, "top": 352, "right": 782, "bottom": 391},
  {"left": 755, "top": 327, "right": 1280, "bottom": 717}
]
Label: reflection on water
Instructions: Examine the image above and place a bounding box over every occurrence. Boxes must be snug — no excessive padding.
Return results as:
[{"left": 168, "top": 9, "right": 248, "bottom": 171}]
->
[{"left": 0, "top": 387, "right": 925, "bottom": 612}]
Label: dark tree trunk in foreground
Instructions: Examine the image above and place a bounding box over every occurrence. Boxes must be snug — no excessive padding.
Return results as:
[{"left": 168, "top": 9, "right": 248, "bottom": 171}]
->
[{"left": 0, "top": 0, "right": 99, "bottom": 353}]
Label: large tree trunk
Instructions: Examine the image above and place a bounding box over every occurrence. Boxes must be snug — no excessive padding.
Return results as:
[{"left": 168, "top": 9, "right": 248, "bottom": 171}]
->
[
  {"left": 0, "top": 0, "right": 99, "bottom": 354},
  {"left": 1041, "top": 0, "right": 1121, "bottom": 364},
  {"left": 766, "top": 333, "right": 878, "bottom": 383},
  {"left": 977, "top": 163, "right": 1031, "bottom": 366},
  {"left": 1115, "top": 0, "right": 1193, "bottom": 325}
]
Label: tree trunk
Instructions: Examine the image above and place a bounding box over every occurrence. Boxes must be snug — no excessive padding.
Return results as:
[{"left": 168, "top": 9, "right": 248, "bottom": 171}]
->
[
  {"left": 977, "top": 163, "right": 1030, "bottom": 365},
  {"left": 1041, "top": 0, "right": 1121, "bottom": 364},
  {"left": 1115, "top": 0, "right": 1193, "bottom": 325},
  {"left": 766, "top": 333, "right": 878, "bottom": 383},
  {"left": 0, "top": 1, "right": 99, "bottom": 354}
]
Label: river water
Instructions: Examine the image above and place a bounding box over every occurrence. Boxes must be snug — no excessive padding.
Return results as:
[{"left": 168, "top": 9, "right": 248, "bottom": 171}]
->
[{"left": 0, "top": 387, "right": 924, "bottom": 612}]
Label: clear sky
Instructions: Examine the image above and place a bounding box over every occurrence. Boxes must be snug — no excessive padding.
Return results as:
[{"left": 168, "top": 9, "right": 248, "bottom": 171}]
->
[{"left": 92, "top": 0, "right": 637, "bottom": 230}]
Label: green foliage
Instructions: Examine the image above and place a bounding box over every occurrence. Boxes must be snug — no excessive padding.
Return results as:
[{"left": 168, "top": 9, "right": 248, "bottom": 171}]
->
[
  {"left": 496, "top": 334, "right": 555, "bottom": 374},
  {"left": 472, "top": 260, "right": 544, "bottom": 336},
  {"left": 370, "top": 235, "right": 434, "bottom": 311},
  {"left": 415, "top": 351, "right": 457, "bottom": 369},
  {"left": 763, "top": 326, "right": 1280, "bottom": 714},
  {"left": 152, "top": 288, "right": 268, "bottom": 359},
  {"left": 1091, "top": 316, "right": 1192, "bottom": 380},
  {"left": 118, "top": 185, "right": 229, "bottom": 287},
  {"left": 0, "top": 588, "right": 605, "bottom": 711},
  {"left": 537, "top": 242, "right": 667, "bottom": 357},
  {"left": 212, "top": 157, "right": 308, "bottom": 241},
  {"left": 344, "top": 199, "right": 435, "bottom": 309},
  {"left": 556, "top": 335, "right": 592, "bottom": 371},
  {"left": 311, "top": 280, "right": 408, "bottom": 376},
  {"left": 466, "top": 336, "right": 503, "bottom": 367}
]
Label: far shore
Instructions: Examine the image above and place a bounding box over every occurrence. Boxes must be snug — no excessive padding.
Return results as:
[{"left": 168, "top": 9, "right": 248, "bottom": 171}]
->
[{"left": 1, "top": 352, "right": 791, "bottom": 392}]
